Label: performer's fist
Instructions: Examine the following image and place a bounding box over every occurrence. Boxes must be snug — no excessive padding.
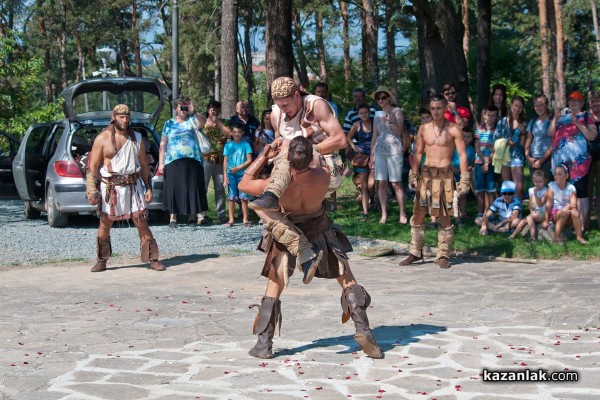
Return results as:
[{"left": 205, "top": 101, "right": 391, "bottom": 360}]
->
[{"left": 408, "top": 170, "right": 418, "bottom": 190}]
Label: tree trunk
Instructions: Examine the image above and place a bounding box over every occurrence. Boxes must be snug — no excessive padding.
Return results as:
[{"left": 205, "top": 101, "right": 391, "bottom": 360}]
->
[
  {"left": 385, "top": 0, "right": 398, "bottom": 99},
  {"left": 220, "top": 0, "right": 238, "bottom": 118},
  {"left": 361, "top": 0, "right": 379, "bottom": 90},
  {"left": 411, "top": 0, "right": 470, "bottom": 105},
  {"left": 292, "top": 8, "right": 309, "bottom": 88},
  {"left": 240, "top": 12, "right": 255, "bottom": 112},
  {"left": 76, "top": 36, "right": 84, "bottom": 82},
  {"left": 57, "top": 0, "right": 68, "bottom": 90},
  {"left": 316, "top": 10, "right": 327, "bottom": 82},
  {"left": 590, "top": 0, "right": 600, "bottom": 65},
  {"left": 340, "top": 1, "right": 351, "bottom": 86},
  {"left": 553, "top": 0, "right": 565, "bottom": 107},
  {"left": 539, "top": 0, "right": 551, "bottom": 97},
  {"left": 132, "top": 0, "right": 142, "bottom": 77},
  {"left": 462, "top": 0, "right": 469, "bottom": 60},
  {"left": 476, "top": 0, "right": 491, "bottom": 121},
  {"left": 265, "top": 0, "right": 293, "bottom": 105}
]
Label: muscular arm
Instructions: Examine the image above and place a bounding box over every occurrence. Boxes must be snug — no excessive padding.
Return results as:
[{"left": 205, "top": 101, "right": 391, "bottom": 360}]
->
[
  {"left": 239, "top": 171, "right": 269, "bottom": 196},
  {"left": 88, "top": 132, "right": 105, "bottom": 175},
  {"left": 413, "top": 126, "right": 425, "bottom": 173},
  {"left": 312, "top": 99, "right": 346, "bottom": 154}
]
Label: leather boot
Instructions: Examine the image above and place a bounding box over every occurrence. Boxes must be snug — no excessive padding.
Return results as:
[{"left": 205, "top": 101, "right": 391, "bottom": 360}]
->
[
  {"left": 341, "top": 285, "right": 383, "bottom": 359},
  {"left": 399, "top": 217, "right": 426, "bottom": 266},
  {"left": 91, "top": 237, "right": 111, "bottom": 272},
  {"left": 249, "top": 296, "right": 282, "bottom": 359},
  {"left": 141, "top": 238, "right": 166, "bottom": 271},
  {"left": 435, "top": 225, "right": 454, "bottom": 269}
]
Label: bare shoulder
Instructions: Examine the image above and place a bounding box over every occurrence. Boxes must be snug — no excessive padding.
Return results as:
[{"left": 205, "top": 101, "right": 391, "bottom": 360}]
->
[
  {"left": 93, "top": 129, "right": 111, "bottom": 147},
  {"left": 312, "top": 98, "right": 334, "bottom": 119},
  {"left": 447, "top": 123, "right": 463, "bottom": 138}
]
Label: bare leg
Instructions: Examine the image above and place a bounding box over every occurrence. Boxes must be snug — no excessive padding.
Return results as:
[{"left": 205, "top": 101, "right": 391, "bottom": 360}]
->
[
  {"left": 360, "top": 172, "right": 369, "bottom": 215},
  {"left": 553, "top": 213, "right": 568, "bottom": 243},
  {"left": 577, "top": 197, "right": 590, "bottom": 231},
  {"left": 511, "top": 166, "right": 524, "bottom": 200},
  {"left": 378, "top": 180, "right": 388, "bottom": 224},
  {"left": 501, "top": 166, "right": 512, "bottom": 183},
  {"left": 570, "top": 209, "right": 587, "bottom": 244},
  {"left": 391, "top": 181, "right": 407, "bottom": 224},
  {"left": 241, "top": 200, "right": 250, "bottom": 224},
  {"left": 510, "top": 218, "right": 529, "bottom": 239},
  {"left": 227, "top": 200, "right": 235, "bottom": 224}
]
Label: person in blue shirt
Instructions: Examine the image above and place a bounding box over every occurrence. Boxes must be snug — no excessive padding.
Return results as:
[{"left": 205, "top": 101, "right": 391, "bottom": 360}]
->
[
  {"left": 452, "top": 127, "right": 476, "bottom": 227},
  {"left": 479, "top": 180, "right": 522, "bottom": 235},
  {"left": 223, "top": 122, "right": 253, "bottom": 227}
]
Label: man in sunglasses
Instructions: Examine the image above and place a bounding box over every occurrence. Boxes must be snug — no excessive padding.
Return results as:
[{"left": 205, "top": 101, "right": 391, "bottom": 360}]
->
[{"left": 442, "top": 83, "right": 470, "bottom": 129}]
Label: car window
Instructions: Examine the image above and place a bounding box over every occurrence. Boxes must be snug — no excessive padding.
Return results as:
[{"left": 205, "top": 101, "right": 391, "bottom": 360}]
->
[
  {"left": 25, "top": 126, "right": 52, "bottom": 154},
  {"left": 0, "top": 134, "right": 15, "bottom": 158},
  {"left": 72, "top": 91, "right": 160, "bottom": 114},
  {"left": 45, "top": 125, "right": 64, "bottom": 158}
]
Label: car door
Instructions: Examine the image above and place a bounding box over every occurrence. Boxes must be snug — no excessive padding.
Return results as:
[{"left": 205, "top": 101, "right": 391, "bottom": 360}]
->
[
  {"left": 0, "top": 130, "right": 21, "bottom": 197},
  {"left": 13, "top": 124, "right": 58, "bottom": 201}
]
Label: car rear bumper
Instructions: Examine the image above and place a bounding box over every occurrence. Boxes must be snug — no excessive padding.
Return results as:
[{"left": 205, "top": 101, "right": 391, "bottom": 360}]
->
[{"left": 52, "top": 181, "right": 163, "bottom": 213}]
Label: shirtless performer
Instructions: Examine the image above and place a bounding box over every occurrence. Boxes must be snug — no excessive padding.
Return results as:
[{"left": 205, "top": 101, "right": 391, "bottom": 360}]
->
[
  {"left": 240, "top": 136, "right": 382, "bottom": 360},
  {"left": 399, "top": 94, "right": 469, "bottom": 269},
  {"left": 86, "top": 104, "right": 166, "bottom": 272},
  {"left": 248, "top": 77, "right": 347, "bottom": 282}
]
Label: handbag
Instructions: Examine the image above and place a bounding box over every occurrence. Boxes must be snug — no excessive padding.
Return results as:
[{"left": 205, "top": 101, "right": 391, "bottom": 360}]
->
[
  {"left": 351, "top": 152, "right": 370, "bottom": 167},
  {"left": 194, "top": 125, "right": 213, "bottom": 154}
]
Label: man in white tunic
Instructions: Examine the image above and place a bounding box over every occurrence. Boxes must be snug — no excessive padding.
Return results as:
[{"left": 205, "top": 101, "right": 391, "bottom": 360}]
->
[{"left": 86, "top": 104, "right": 166, "bottom": 272}]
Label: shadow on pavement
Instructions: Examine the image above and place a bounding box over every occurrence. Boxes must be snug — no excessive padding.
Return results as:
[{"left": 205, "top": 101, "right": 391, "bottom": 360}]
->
[
  {"left": 105, "top": 253, "right": 221, "bottom": 271},
  {"left": 276, "top": 324, "right": 447, "bottom": 356}
]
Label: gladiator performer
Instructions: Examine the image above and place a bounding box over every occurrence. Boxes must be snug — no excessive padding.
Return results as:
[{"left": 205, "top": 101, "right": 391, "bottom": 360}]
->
[
  {"left": 247, "top": 76, "right": 347, "bottom": 281},
  {"left": 400, "top": 94, "right": 469, "bottom": 269},
  {"left": 86, "top": 104, "right": 166, "bottom": 272},
  {"left": 240, "top": 136, "right": 382, "bottom": 360}
]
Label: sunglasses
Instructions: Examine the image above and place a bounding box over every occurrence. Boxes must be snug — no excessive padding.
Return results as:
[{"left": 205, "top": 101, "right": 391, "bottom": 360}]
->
[
  {"left": 502, "top": 192, "right": 515, "bottom": 196},
  {"left": 377, "top": 95, "right": 389, "bottom": 101},
  {"left": 444, "top": 91, "right": 457, "bottom": 96}
]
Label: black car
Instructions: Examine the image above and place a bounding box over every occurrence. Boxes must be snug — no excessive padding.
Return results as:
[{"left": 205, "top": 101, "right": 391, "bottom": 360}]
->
[{"left": 0, "top": 129, "right": 21, "bottom": 198}]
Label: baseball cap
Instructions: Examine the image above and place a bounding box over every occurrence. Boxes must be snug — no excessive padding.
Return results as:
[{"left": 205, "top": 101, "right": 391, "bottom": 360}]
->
[
  {"left": 500, "top": 180, "right": 516, "bottom": 194},
  {"left": 568, "top": 91, "right": 584, "bottom": 101}
]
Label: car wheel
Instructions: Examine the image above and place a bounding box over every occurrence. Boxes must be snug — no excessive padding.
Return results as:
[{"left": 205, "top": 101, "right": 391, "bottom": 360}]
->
[
  {"left": 23, "top": 201, "right": 41, "bottom": 219},
  {"left": 47, "top": 186, "right": 68, "bottom": 227}
]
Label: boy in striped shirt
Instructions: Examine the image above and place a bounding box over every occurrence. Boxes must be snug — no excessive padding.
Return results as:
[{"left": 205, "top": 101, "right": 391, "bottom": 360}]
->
[{"left": 474, "top": 105, "right": 499, "bottom": 225}]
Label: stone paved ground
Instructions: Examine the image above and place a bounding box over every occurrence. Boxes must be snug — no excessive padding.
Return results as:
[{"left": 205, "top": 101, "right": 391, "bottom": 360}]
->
[{"left": 1, "top": 253, "right": 599, "bottom": 400}]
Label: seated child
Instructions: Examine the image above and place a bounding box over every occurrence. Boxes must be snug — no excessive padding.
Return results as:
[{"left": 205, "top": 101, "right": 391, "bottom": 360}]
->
[
  {"left": 510, "top": 170, "right": 548, "bottom": 241},
  {"left": 479, "top": 180, "right": 522, "bottom": 235},
  {"left": 223, "top": 122, "right": 254, "bottom": 227},
  {"left": 542, "top": 164, "right": 587, "bottom": 244}
]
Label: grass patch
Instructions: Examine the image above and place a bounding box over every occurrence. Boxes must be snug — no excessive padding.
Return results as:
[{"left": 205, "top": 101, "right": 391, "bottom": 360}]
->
[{"left": 204, "top": 171, "right": 597, "bottom": 260}]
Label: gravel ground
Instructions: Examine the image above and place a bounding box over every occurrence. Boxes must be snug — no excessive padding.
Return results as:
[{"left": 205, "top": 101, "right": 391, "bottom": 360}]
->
[
  {"left": 0, "top": 199, "right": 378, "bottom": 268},
  {"left": 0, "top": 199, "right": 266, "bottom": 267}
]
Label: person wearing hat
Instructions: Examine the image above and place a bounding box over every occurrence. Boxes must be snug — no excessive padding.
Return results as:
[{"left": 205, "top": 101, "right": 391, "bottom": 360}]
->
[
  {"left": 368, "top": 85, "right": 408, "bottom": 224},
  {"left": 548, "top": 90, "right": 598, "bottom": 230},
  {"left": 86, "top": 104, "right": 166, "bottom": 272},
  {"left": 247, "top": 76, "right": 347, "bottom": 280},
  {"left": 479, "top": 180, "right": 522, "bottom": 235}
]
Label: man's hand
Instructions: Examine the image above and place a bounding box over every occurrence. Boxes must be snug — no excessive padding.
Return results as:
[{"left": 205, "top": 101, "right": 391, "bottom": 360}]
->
[
  {"left": 457, "top": 171, "right": 470, "bottom": 195},
  {"left": 88, "top": 193, "right": 101, "bottom": 206},
  {"left": 145, "top": 189, "right": 153, "bottom": 203},
  {"left": 408, "top": 170, "right": 418, "bottom": 190}
]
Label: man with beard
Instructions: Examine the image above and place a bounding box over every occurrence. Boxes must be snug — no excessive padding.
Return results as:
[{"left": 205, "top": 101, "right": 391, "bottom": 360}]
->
[{"left": 86, "top": 104, "right": 166, "bottom": 272}]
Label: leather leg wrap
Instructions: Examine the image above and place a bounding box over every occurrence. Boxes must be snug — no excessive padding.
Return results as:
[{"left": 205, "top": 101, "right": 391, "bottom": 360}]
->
[
  {"left": 341, "top": 285, "right": 382, "bottom": 359},
  {"left": 265, "top": 156, "right": 292, "bottom": 198},
  {"left": 97, "top": 236, "right": 112, "bottom": 260},
  {"left": 265, "top": 220, "right": 315, "bottom": 264},
  {"left": 249, "top": 296, "right": 282, "bottom": 359},
  {"left": 141, "top": 238, "right": 159, "bottom": 262},
  {"left": 409, "top": 216, "right": 426, "bottom": 258},
  {"left": 436, "top": 225, "right": 454, "bottom": 262}
]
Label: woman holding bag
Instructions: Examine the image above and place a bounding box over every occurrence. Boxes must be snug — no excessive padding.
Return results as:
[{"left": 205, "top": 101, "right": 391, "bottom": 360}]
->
[
  {"left": 158, "top": 96, "right": 209, "bottom": 228},
  {"left": 347, "top": 104, "right": 375, "bottom": 220}
]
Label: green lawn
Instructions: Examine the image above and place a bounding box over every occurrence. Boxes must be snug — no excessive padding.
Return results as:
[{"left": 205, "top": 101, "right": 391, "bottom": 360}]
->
[{"left": 204, "top": 173, "right": 599, "bottom": 261}]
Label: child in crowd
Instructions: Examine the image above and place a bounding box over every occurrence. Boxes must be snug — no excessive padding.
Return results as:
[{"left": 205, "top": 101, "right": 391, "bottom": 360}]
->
[
  {"left": 253, "top": 109, "right": 274, "bottom": 157},
  {"left": 452, "top": 126, "right": 476, "bottom": 227},
  {"left": 542, "top": 164, "right": 587, "bottom": 244},
  {"left": 479, "top": 180, "right": 522, "bottom": 235},
  {"left": 509, "top": 170, "right": 548, "bottom": 241},
  {"left": 223, "top": 122, "right": 253, "bottom": 227},
  {"left": 474, "top": 105, "right": 499, "bottom": 225}
]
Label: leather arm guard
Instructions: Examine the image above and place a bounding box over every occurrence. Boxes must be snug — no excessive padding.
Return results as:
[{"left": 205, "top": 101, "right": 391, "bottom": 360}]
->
[
  {"left": 86, "top": 170, "right": 101, "bottom": 204},
  {"left": 244, "top": 144, "right": 272, "bottom": 178},
  {"left": 457, "top": 171, "right": 470, "bottom": 195},
  {"left": 408, "top": 169, "right": 419, "bottom": 191}
]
